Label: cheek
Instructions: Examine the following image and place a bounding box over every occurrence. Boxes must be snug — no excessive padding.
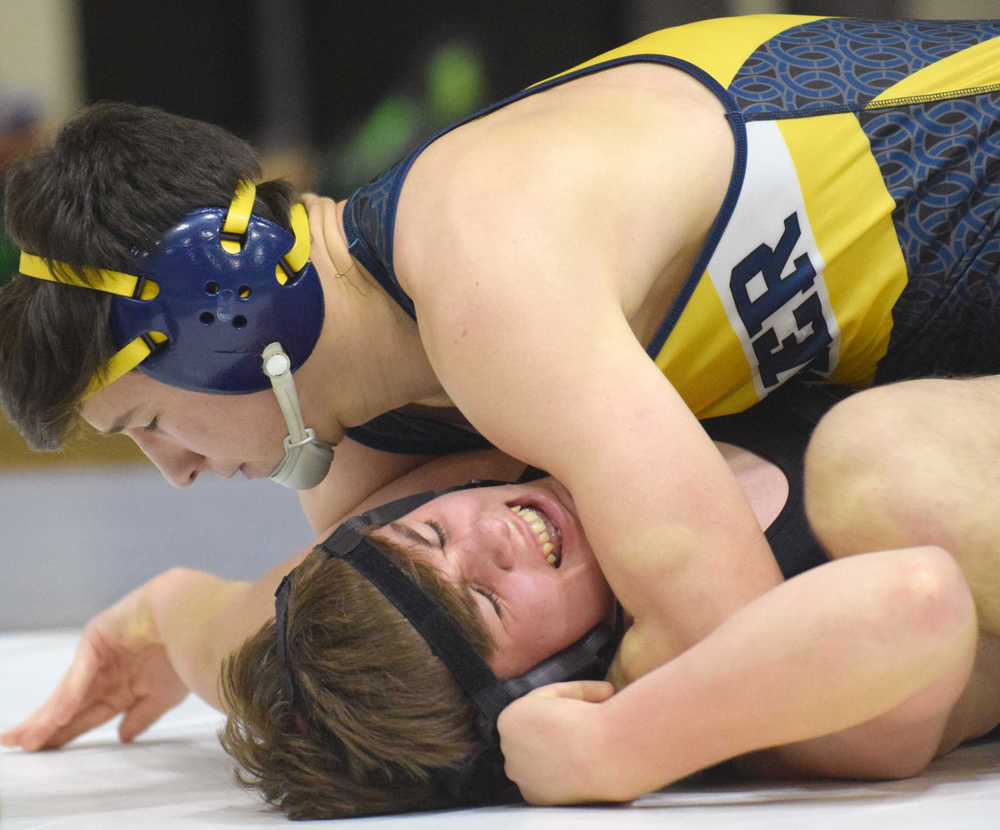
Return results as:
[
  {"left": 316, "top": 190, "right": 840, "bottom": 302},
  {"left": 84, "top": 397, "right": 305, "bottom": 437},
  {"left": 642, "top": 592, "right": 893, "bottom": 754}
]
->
[
  {"left": 556, "top": 568, "right": 615, "bottom": 640},
  {"left": 511, "top": 575, "right": 597, "bottom": 654},
  {"left": 202, "top": 399, "right": 282, "bottom": 452}
]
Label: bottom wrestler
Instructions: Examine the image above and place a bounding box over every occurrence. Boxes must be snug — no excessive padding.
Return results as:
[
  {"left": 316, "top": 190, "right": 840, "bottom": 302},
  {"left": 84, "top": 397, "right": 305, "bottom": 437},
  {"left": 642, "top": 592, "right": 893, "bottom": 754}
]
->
[{"left": 4, "top": 384, "right": 997, "bottom": 817}]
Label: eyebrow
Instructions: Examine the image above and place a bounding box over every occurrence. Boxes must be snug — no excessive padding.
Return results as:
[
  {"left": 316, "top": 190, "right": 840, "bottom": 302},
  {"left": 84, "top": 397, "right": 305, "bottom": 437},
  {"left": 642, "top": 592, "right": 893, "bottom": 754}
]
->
[{"left": 387, "top": 521, "right": 435, "bottom": 549}]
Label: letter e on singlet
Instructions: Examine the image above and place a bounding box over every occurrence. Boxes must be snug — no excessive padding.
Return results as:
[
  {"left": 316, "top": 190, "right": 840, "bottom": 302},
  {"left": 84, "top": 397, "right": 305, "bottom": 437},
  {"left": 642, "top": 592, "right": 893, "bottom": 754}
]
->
[{"left": 708, "top": 120, "right": 840, "bottom": 398}]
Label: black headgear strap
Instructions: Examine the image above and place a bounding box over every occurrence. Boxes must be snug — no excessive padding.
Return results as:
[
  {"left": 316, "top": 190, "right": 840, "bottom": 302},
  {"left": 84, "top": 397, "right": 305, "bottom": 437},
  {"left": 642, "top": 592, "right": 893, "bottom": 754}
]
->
[
  {"left": 273, "top": 482, "right": 620, "bottom": 805},
  {"left": 273, "top": 573, "right": 302, "bottom": 709},
  {"left": 324, "top": 516, "right": 516, "bottom": 724}
]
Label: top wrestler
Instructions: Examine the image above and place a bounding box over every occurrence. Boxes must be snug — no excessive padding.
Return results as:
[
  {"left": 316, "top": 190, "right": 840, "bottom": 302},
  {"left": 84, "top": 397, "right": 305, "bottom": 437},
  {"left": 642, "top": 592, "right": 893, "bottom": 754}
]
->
[{"left": 3, "top": 15, "right": 1000, "bottom": 664}]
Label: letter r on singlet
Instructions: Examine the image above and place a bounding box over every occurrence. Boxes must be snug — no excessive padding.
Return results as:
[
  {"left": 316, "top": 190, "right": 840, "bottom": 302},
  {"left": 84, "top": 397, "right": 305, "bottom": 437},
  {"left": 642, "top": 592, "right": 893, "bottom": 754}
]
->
[{"left": 730, "top": 212, "right": 832, "bottom": 390}]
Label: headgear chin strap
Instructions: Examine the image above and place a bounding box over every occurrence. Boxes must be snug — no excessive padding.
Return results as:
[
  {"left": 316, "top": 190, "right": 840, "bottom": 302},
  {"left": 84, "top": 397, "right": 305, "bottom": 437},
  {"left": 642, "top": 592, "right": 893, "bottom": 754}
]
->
[
  {"left": 262, "top": 343, "right": 334, "bottom": 490},
  {"left": 274, "top": 482, "right": 620, "bottom": 806}
]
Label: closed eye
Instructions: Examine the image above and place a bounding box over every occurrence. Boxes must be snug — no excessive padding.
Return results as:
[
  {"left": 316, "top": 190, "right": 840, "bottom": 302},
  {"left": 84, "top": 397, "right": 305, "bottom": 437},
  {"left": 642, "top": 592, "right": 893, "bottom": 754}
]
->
[
  {"left": 144, "top": 416, "right": 159, "bottom": 432},
  {"left": 426, "top": 520, "right": 447, "bottom": 547},
  {"left": 472, "top": 585, "right": 503, "bottom": 618}
]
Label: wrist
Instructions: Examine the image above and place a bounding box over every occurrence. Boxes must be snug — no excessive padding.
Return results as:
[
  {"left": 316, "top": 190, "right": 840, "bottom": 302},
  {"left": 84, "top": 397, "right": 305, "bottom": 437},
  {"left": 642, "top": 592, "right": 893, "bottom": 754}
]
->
[
  {"left": 575, "top": 696, "right": 637, "bottom": 803},
  {"left": 593, "top": 689, "right": 662, "bottom": 803}
]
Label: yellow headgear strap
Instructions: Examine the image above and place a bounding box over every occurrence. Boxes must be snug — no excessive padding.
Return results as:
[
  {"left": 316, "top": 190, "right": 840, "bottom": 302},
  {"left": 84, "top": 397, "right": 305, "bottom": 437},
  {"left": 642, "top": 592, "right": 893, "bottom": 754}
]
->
[
  {"left": 219, "top": 181, "right": 312, "bottom": 284},
  {"left": 17, "top": 252, "right": 160, "bottom": 300},
  {"left": 17, "top": 251, "right": 167, "bottom": 399},
  {"left": 15, "top": 180, "right": 312, "bottom": 399}
]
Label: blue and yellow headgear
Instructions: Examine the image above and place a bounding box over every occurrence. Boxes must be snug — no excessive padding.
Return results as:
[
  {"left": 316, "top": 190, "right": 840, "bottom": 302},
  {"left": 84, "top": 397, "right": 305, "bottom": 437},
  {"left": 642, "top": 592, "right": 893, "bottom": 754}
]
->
[
  {"left": 18, "top": 181, "right": 333, "bottom": 489},
  {"left": 18, "top": 180, "right": 324, "bottom": 399}
]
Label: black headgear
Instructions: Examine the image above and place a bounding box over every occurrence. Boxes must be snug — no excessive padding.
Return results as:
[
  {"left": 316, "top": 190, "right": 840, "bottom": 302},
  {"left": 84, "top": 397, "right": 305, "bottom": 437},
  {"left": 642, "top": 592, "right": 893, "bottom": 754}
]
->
[{"left": 273, "top": 481, "right": 620, "bottom": 806}]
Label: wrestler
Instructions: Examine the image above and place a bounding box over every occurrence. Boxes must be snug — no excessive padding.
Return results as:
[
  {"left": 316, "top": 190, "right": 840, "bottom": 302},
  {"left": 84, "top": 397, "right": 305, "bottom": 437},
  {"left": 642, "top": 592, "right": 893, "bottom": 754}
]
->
[
  {"left": 3, "top": 15, "right": 1000, "bottom": 673},
  {"left": 5, "top": 383, "right": 998, "bottom": 817}
]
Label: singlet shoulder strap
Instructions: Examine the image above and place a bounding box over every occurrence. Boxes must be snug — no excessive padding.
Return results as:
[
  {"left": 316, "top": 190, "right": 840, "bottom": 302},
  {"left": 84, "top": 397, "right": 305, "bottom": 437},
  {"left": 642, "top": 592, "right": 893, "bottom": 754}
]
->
[{"left": 701, "top": 383, "right": 854, "bottom": 579}]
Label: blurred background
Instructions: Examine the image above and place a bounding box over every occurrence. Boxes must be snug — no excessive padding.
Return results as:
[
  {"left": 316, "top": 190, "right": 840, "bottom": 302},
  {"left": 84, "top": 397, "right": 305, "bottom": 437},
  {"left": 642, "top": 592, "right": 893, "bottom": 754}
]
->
[{"left": 1, "top": 0, "right": 999, "bottom": 629}]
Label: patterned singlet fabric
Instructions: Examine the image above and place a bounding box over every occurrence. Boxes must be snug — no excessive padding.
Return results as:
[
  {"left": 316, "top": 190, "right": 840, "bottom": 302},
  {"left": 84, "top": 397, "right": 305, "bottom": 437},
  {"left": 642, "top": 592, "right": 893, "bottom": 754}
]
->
[{"left": 342, "top": 15, "right": 1000, "bottom": 453}]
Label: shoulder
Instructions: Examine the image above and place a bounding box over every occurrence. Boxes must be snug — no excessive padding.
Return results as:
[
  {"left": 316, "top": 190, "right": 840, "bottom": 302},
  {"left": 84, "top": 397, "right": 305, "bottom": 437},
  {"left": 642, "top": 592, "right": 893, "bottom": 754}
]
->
[{"left": 392, "top": 62, "right": 733, "bottom": 305}]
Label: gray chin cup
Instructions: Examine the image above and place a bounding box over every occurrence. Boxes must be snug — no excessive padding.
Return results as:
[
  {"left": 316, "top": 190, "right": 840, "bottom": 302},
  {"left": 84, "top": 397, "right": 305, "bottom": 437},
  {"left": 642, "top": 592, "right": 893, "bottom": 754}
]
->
[
  {"left": 269, "top": 430, "right": 334, "bottom": 490},
  {"left": 262, "top": 342, "right": 335, "bottom": 490}
]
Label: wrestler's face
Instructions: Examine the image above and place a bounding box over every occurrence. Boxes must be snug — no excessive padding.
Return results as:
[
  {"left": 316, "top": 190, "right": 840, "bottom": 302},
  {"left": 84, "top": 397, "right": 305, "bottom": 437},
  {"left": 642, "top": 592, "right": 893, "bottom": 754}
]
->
[
  {"left": 80, "top": 371, "right": 289, "bottom": 486},
  {"left": 375, "top": 478, "right": 615, "bottom": 679}
]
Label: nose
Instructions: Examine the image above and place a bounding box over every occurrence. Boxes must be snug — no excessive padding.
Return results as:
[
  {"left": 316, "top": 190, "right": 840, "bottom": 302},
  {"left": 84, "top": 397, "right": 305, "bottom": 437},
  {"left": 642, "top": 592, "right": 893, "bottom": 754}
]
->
[
  {"left": 126, "top": 429, "right": 203, "bottom": 488},
  {"left": 473, "top": 511, "right": 517, "bottom": 572}
]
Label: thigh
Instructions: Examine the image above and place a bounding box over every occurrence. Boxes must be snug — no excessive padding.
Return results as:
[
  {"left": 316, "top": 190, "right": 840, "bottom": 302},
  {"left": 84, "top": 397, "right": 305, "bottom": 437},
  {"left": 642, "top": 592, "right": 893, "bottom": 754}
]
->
[
  {"left": 937, "top": 632, "right": 1000, "bottom": 756},
  {"left": 805, "top": 376, "right": 1000, "bottom": 634}
]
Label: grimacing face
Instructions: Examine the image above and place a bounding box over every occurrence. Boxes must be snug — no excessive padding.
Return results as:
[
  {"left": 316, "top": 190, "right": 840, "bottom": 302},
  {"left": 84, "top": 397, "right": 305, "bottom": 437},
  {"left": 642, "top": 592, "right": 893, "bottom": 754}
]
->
[{"left": 375, "top": 478, "right": 616, "bottom": 679}]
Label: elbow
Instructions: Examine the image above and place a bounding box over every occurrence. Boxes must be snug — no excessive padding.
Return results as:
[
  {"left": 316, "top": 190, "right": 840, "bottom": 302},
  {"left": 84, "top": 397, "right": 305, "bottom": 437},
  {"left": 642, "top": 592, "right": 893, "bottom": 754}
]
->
[{"left": 888, "top": 546, "right": 976, "bottom": 647}]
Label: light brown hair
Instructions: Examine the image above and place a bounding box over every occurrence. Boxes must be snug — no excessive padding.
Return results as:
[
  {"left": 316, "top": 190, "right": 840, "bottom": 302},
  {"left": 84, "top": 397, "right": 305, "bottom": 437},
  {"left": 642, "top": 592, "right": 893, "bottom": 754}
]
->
[{"left": 219, "top": 535, "right": 495, "bottom": 819}]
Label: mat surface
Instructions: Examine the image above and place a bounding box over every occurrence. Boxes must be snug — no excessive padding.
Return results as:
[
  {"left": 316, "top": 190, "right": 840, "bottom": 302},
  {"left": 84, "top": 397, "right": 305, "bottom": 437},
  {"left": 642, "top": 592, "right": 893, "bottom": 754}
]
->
[{"left": 3, "top": 629, "right": 1000, "bottom": 829}]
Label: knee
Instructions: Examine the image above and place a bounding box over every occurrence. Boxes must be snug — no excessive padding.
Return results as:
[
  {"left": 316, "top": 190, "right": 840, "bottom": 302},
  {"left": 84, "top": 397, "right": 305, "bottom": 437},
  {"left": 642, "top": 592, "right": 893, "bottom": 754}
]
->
[
  {"left": 804, "top": 390, "right": 899, "bottom": 555},
  {"left": 803, "top": 386, "right": 947, "bottom": 557}
]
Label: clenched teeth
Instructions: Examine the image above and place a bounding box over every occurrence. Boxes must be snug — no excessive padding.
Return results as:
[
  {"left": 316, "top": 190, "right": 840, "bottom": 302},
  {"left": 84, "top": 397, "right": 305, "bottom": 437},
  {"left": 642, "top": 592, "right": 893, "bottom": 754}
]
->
[{"left": 510, "top": 505, "right": 561, "bottom": 567}]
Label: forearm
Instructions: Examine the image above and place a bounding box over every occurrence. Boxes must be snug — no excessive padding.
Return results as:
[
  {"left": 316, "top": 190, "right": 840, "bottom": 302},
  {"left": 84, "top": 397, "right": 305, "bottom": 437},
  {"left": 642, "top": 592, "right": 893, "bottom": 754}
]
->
[
  {"left": 299, "top": 442, "right": 524, "bottom": 534},
  {"left": 570, "top": 415, "right": 782, "bottom": 663},
  {"left": 143, "top": 569, "right": 251, "bottom": 709},
  {"left": 593, "top": 548, "right": 976, "bottom": 801},
  {"left": 149, "top": 546, "right": 315, "bottom": 709}
]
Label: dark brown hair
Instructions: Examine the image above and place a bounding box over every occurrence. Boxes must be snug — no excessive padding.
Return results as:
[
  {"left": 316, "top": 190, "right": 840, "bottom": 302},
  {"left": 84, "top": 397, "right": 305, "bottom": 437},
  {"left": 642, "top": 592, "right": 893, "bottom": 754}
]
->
[
  {"left": 0, "top": 101, "right": 295, "bottom": 449},
  {"left": 218, "top": 535, "right": 496, "bottom": 819}
]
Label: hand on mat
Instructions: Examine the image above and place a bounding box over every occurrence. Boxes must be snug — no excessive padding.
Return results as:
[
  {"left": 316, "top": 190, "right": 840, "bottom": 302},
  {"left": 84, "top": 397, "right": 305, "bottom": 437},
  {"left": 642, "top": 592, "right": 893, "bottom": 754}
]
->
[
  {"left": 1, "top": 587, "right": 188, "bottom": 751},
  {"left": 498, "top": 679, "right": 620, "bottom": 805}
]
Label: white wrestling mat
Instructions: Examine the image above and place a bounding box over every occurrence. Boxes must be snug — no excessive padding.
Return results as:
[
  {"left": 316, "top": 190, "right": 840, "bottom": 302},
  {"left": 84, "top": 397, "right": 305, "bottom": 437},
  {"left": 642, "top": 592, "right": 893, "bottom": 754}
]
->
[{"left": 3, "top": 629, "right": 1000, "bottom": 830}]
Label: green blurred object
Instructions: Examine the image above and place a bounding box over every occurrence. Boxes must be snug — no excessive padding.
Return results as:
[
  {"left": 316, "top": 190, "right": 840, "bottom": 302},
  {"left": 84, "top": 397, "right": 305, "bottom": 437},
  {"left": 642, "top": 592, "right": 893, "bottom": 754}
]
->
[
  {"left": 426, "top": 42, "right": 487, "bottom": 123},
  {"left": 330, "top": 95, "right": 422, "bottom": 191},
  {"left": 315, "top": 37, "right": 487, "bottom": 198}
]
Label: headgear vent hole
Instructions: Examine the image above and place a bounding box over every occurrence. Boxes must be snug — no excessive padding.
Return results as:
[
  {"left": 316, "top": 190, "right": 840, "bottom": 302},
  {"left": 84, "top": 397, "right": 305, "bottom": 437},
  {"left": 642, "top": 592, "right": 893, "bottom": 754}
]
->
[
  {"left": 205, "top": 281, "right": 220, "bottom": 295},
  {"left": 232, "top": 315, "right": 247, "bottom": 328},
  {"left": 200, "top": 311, "right": 215, "bottom": 324},
  {"left": 239, "top": 285, "right": 252, "bottom": 299}
]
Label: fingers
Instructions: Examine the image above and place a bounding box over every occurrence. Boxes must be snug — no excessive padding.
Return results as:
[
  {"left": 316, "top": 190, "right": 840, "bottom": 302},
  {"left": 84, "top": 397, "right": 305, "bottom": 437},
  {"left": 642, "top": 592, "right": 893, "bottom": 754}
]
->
[
  {"left": 2, "top": 695, "right": 82, "bottom": 751},
  {"left": 36, "top": 701, "right": 121, "bottom": 750},
  {"left": 3, "top": 644, "right": 105, "bottom": 750},
  {"left": 4, "top": 699, "right": 119, "bottom": 752},
  {"left": 524, "top": 679, "right": 616, "bottom": 703},
  {"left": 118, "top": 696, "right": 170, "bottom": 744},
  {"left": 497, "top": 681, "right": 618, "bottom": 805}
]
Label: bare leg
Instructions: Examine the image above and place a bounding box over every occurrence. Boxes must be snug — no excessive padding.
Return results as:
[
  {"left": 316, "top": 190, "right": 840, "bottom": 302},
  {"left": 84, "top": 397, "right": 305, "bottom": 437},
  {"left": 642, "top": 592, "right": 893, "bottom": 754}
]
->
[{"left": 805, "top": 376, "right": 1000, "bottom": 634}]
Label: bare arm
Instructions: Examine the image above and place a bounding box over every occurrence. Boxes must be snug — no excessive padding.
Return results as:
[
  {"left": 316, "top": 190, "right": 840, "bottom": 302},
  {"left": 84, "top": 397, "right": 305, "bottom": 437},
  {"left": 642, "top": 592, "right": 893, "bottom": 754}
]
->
[
  {"left": 2, "top": 448, "right": 523, "bottom": 749},
  {"left": 499, "top": 546, "right": 976, "bottom": 804},
  {"left": 400, "top": 95, "right": 781, "bottom": 658},
  {"left": 297, "top": 438, "right": 434, "bottom": 535}
]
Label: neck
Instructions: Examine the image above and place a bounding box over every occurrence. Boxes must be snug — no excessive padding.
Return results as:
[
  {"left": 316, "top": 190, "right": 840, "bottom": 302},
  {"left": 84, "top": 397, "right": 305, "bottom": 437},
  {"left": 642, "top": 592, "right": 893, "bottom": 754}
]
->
[{"left": 293, "top": 197, "right": 444, "bottom": 442}]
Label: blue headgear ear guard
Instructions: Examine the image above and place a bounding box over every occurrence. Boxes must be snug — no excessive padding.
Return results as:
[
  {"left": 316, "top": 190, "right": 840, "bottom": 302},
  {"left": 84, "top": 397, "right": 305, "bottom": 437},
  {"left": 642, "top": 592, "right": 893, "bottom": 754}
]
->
[
  {"left": 19, "top": 182, "right": 333, "bottom": 490},
  {"left": 274, "top": 481, "right": 620, "bottom": 808},
  {"left": 109, "top": 204, "right": 324, "bottom": 394},
  {"left": 19, "top": 181, "right": 324, "bottom": 394}
]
